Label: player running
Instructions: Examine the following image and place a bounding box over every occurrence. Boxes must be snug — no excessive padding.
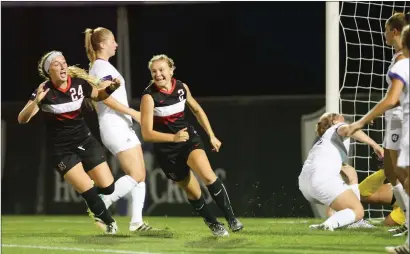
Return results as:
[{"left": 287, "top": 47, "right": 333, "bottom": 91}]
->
[
  {"left": 84, "top": 27, "right": 151, "bottom": 232},
  {"left": 18, "top": 51, "right": 121, "bottom": 234},
  {"left": 140, "top": 54, "right": 243, "bottom": 237}
]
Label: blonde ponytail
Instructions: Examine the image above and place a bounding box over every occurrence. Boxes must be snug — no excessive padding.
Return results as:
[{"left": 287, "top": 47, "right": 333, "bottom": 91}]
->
[
  {"left": 84, "top": 28, "right": 97, "bottom": 68},
  {"left": 84, "top": 27, "right": 113, "bottom": 69}
]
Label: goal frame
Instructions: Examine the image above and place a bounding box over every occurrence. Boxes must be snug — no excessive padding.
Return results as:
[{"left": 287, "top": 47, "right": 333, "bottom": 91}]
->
[{"left": 326, "top": 2, "right": 340, "bottom": 112}]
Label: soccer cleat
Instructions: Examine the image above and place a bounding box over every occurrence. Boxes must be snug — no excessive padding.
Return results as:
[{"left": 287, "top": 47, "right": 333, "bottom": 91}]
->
[
  {"left": 94, "top": 217, "right": 118, "bottom": 234},
  {"left": 227, "top": 218, "right": 244, "bottom": 232},
  {"left": 346, "top": 219, "right": 376, "bottom": 229},
  {"left": 204, "top": 220, "right": 229, "bottom": 237},
  {"left": 86, "top": 207, "right": 118, "bottom": 234},
  {"left": 385, "top": 241, "right": 409, "bottom": 254},
  {"left": 309, "top": 223, "right": 334, "bottom": 231},
  {"left": 388, "top": 225, "right": 408, "bottom": 237},
  {"left": 129, "top": 221, "right": 153, "bottom": 232}
]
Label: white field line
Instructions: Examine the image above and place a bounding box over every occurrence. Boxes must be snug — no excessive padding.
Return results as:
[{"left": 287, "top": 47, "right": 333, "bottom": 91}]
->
[{"left": 2, "top": 244, "right": 164, "bottom": 254}]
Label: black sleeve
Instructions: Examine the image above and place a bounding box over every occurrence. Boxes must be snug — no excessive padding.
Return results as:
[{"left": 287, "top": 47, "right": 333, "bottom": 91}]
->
[
  {"left": 80, "top": 78, "right": 94, "bottom": 98},
  {"left": 29, "top": 89, "right": 37, "bottom": 101}
]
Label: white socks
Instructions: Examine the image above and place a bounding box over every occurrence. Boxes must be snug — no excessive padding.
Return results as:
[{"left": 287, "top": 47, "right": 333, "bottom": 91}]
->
[
  {"left": 323, "top": 208, "right": 356, "bottom": 229},
  {"left": 102, "top": 175, "right": 146, "bottom": 224},
  {"left": 392, "top": 183, "right": 409, "bottom": 212},
  {"left": 103, "top": 175, "right": 137, "bottom": 208},
  {"left": 130, "top": 182, "right": 146, "bottom": 224},
  {"left": 349, "top": 184, "right": 361, "bottom": 201}
]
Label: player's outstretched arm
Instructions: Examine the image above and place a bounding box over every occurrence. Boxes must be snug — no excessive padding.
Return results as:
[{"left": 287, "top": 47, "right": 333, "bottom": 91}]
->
[
  {"left": 18, "top": 82, "right": 49, "bottom": 124},
  {"left": 90, "top": 79, "right": 121, "bottom": 102},
  {"left": 140, "top": 94, "right": 188, "bottom": 143},
  {"left": 337, "top": 125, "right": 384, "bottom": 159},
  {"left": 348, "top": 78, "right": 404, "bottom": 135},
  {"left": 183, "top": 83, "right": 222, "bottom": 152},
  {"left": 102, "top": 96, "right": 140, "bottom": 123}
]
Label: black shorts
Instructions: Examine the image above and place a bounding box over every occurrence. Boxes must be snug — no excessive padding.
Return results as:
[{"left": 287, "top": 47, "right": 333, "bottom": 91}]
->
[
  {"left": 155, "top": 132, "right": 204, "bottom": 182},
  {"left": 49, "top": 135, "right": 106, "bottom": 177}
]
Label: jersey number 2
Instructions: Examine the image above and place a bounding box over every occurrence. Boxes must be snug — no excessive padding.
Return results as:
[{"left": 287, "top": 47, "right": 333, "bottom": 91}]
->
[
  {"left": 178, "top": 89, "right": 184, "bottom": 101},
  {"left": 70, "top": 85, "right": 83, "bottom": 101}
]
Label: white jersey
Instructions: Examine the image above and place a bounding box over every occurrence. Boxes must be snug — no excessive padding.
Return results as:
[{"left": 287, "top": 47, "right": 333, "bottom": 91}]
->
[
  {"left": 303, "top": 123, "right": 349, "bottom": 174},
  {"left": 389, "top": 58, "right": 409, "bottom": 130},
  {"left": 385, "top": 51, "right": 404, "bottom": 119},
  {"left": 89, "top": 59, "right": 133, "bottom": 128}
]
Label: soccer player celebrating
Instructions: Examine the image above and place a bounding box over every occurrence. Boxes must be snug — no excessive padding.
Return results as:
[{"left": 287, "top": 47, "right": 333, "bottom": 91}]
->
[
  {"left": 299, "top": 113, "right": 384, "bottom": 231},
  {"left": 140, "top": 54, "right": 243, "bottom": 237},
  {"left": 18, "top": 51, "right": 121, "bottom": 234},
  {"left": 84, "top": 27, "right": 151, "bottom": 232},
  {"left": 349, "top": 23, "right": 409, "bottom": 254}
]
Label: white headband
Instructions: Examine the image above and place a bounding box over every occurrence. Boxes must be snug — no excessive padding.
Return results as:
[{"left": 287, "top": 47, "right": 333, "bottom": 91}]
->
[{"left": 44, "top": 51, "right": 63, "bottom": 74}]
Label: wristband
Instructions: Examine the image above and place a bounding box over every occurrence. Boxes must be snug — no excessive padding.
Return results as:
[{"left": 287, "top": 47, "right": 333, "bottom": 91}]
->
[{"left": 105, "top": 85, "right": 116, "bottom": 95}]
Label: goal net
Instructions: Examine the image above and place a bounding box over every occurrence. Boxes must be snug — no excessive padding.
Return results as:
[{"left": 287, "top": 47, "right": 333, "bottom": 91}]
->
[{"left": 339, "top": 1, "right": 410, "bottom": 220}]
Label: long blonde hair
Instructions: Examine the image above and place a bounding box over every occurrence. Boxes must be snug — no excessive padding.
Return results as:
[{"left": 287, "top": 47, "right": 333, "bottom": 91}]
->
[{"left": 84, "top": 27, "right": 113, "bottom": 68}]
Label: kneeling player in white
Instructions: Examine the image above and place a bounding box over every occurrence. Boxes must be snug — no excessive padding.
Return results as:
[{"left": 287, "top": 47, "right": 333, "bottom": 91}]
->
[
  {"left": 299, "top": 113, "right": 384, "bottom": 231},
  {"left": 349, "top": 23, "right": 409, "bottom": 254}
]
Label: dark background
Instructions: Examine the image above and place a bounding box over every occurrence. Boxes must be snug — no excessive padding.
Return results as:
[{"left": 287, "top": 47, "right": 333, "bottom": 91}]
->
[
  {"left": 1, "top": 2, "right": 327, "bottom": 217},
  {"left": 3, "top": 2, "right": 404, "bottom": 218},
  {"left": 1, "top": 2, "right": 326, "bottom": 101}
]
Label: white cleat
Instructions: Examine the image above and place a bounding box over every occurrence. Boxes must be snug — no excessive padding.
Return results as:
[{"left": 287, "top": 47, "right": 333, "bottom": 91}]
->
[
  {"left": 309, "top": 223, "right": 334, "bottom": 231},
  {"left": 129, "top": 221, "right": 153, "bottom": 232},
  {"left": 385, "top": 241, "right": 409, "bottom": 254},
  {"left": 388, "top": 225, "right": 408, "bottom": 237},
  {"left": 95, "top": 218, "right": 118, "bottom": 235},
  {"left": 346, "top": 219, "right": 375, "bottom": 229},
  {"left": 205, "top": 220, "right": 230, "bottom": 237}
]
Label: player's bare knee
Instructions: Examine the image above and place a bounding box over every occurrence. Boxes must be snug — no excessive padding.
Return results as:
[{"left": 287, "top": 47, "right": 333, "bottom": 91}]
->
[
  {"left": 353, "top": 206, "right": 364, "bottom": 221},
  {"left": 127, "top": 170, "right": 146, "bottom": 183}
]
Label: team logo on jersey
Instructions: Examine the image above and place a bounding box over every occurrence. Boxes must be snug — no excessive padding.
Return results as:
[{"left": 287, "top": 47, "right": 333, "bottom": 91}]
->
[
  {"left": 57, "top": 162, "right": 67, "bottom": 171},
  {"left": 391, "top": 134, "right": 399, "bottom": 143}
]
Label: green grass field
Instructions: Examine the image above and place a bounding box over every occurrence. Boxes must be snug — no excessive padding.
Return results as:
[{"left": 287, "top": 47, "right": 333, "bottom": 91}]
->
[{"left": 1, "top": 216, "right": 406, "bottom": 254}]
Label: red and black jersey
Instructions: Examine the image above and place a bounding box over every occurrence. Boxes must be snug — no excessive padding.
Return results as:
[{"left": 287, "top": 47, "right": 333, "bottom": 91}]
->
[
  {"left": 30, "top": 76, "right": 94, "bottom": 151},
  {"left": 142, "top": 78, "right": 189, "bottom": 134},
  {"left": 142, "top": 78, "right": 202, "bottom": 154}
]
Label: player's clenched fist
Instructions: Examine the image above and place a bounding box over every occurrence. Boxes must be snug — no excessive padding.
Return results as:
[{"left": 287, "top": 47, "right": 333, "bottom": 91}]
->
[{"left": 174, "top": 127, "right": 189, "bottom": 142}]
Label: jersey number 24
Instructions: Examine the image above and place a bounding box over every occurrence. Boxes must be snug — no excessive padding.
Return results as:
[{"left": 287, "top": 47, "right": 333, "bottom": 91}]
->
[{"left": 70, "top": 85, "right": 84, "bottom": 101}]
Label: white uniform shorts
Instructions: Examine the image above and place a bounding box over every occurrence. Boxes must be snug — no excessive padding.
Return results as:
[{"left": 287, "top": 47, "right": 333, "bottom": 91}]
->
[
  {"left": 397, "top": 120, "right": 409, "bottom": 168},
  {"left": 100, "top": 124, "right": 141, "bottom": 155},
  {"left": 298, "top": 168, "right": 349, "bottom": 207},
  {"left": 383, "top": 115, "right": 402, "bottom": 150}
]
